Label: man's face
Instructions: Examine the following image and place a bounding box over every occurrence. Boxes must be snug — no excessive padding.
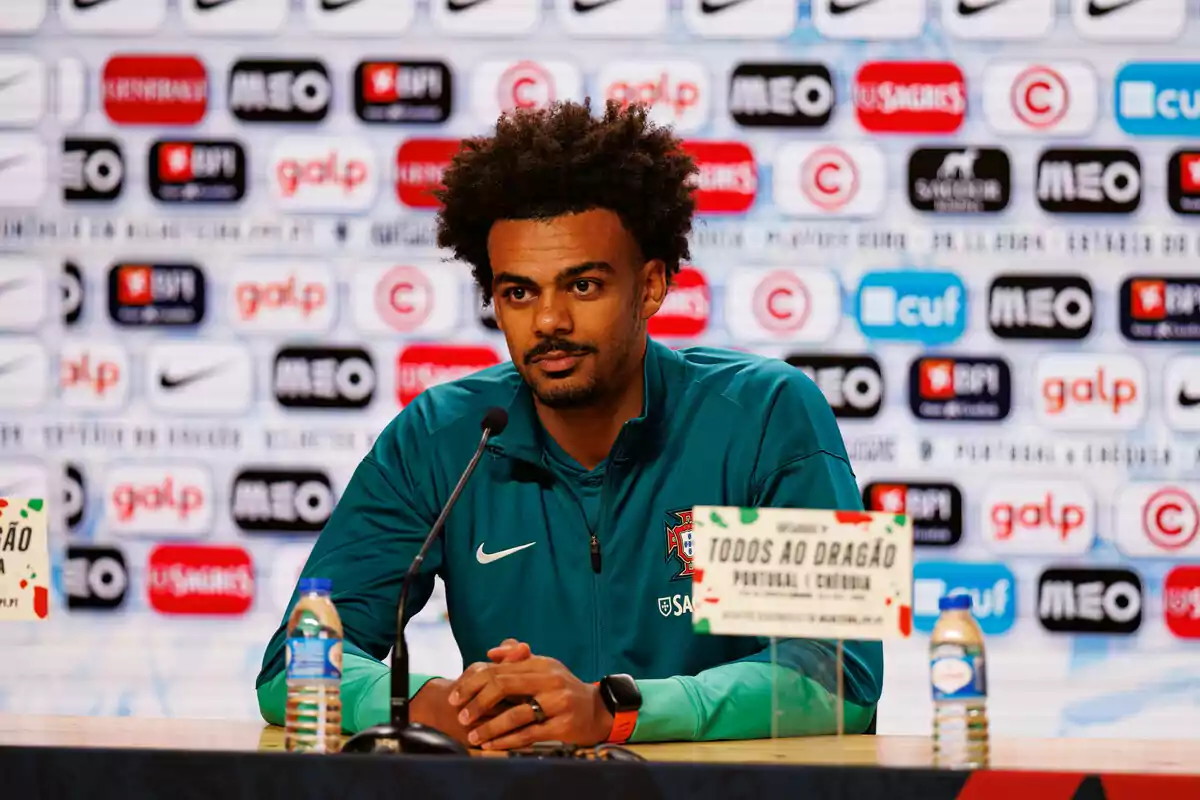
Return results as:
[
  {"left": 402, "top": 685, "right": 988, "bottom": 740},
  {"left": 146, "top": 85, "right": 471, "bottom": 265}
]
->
[{"left": 487, "top": 209, "right": 666, "bottom": 409}]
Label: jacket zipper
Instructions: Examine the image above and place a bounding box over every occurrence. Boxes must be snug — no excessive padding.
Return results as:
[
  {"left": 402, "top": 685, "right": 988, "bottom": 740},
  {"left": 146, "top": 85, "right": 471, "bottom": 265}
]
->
[{"left": 589, "top": 532, "right": 601, "bottom": 573}]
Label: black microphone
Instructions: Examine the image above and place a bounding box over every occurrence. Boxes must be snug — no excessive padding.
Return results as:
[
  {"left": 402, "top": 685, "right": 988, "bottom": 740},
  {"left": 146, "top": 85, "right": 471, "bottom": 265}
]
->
[{"left": 342, "top": 407, "right": 508, "bottom": 756}]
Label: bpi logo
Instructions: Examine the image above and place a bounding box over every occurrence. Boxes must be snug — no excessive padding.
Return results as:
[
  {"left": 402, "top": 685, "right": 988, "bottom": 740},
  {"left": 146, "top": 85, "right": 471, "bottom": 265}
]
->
[
  {"left": 1166, "top": 356, "right": 1200, "bottom": 432},
  {"left": 59, "top": 342, "right": 130, "bottom": 412},
  {"left": 728, "top": 63, "right": 834, "bottom": 129},
  {"left": 853, "top": 62, "right": 966, "bottom": 134},
  {"left": 773, "top": 142, "right": 886, "bottom": 217},
  {"left": 271, "top": 136, "right": 377, "bottom": 212},
  {"left": 62, "top": 139, "right": 124, "bottom": 202},
  {"left": 724, "top": 268, "right": 840, "bottom": 343},
  {"left": 683, "top": 141, "right": 757, "bottom": 214},
  {"left": 647, "top": 267, "right": 710, "bottom": 338},
  {"left": 105, "top": 465, "right": 214, "bottom": 537},
  {"left": 150, "top": 139, "right": 246, "bottom": 204},
  {"left": 598, "top": 61, "right": 709, "bottom": 134},
  {"left": 397, "top": 343, "right": 502, "bottom": 407},
  {"left": 1120, "top": 276, "right": 1200, "bottom": 342},
  {"left": 909, "top": 356, "right": 1012, "bottom": 422},
  {"left": 231, "top": 469, "right": 334, "bottom": 534},
  {"left": 395, "top": 138, "right": 460, "bottom": 209},
  {"left": 147, "top": 544, "right": 254, "bottom": 616},
  {"left": 785, "top": 354, "right": 883, "bottom": 419},
  {"left": 1115, "top": 483, "right": 1200, "bottom": 557},
  {"left": 981, "top": 480, "right": 1095, "bottom": 555},
  {"left": 988, "top": 275, "right": 1094, "bottom": 340},
  {"left": 983, "top": 62, "right": 1097, "bottom": 135},
  {"left": 102, "top": 54, "right": 208, "bottom": 126},
  {"left": 107, "top": 264, "right": 206, "bottom": 327},
  {"left": 1036, "top": 353, "right": 1146, "bottom": 430},
  {"left": 863, "top": 481, "right": 963, "bottom": 546},
  {"left": 354, "top": 263, "right": 461, "bottom": 335},
  {"left": 1168, "top": 150, "right": 1200, "bottom": 215},
  {"left": 1115, "top": 62, "right": 1200, "bottom": 136},
  {"left": 64, "top": 546, "right": 128, "bottom": 611},
  {"left": 664, "top": 508, "right": 694, "bottom": 581},
  {"left": 228, "top": 59, "right": 330, "bottom": 124},
  {"left": 812, "top": 0, "right": 926, "bottom": 39},
  {"left": 356, "top": 61, "right": 452, "bottom": 124},
  {"left": 1037, "top": 568, "right": 1143, "bottom": 635},
  {"left": 230, "top": 261, "right": 335, "bottom": 333},
  {"left": 1036, "top": 149, "right": 1141, "bottom": 214},
  {"left": 913, "top": 561, "right": 1016, "bottom": 635},
  {"left": 1164, "top": 566, "right": 1200, "bottom": 638},
  {"left": 855, "top": 270, "right": 966, "bottom": 345},
  {"left": 473, "top": 60, "right": 582, "bottom": 125},
  {"left": 273, "top": 346, "right": 377, "bottom": 410},
  {"left": 908, "top": 147, "right": 1010, "bottom": 214}
]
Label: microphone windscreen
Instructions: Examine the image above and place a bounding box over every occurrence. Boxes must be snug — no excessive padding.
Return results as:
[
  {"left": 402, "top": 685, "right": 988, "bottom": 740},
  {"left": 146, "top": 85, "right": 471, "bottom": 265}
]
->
[{"left": 481, "top": 407, "right": 509, "bottom": 436}]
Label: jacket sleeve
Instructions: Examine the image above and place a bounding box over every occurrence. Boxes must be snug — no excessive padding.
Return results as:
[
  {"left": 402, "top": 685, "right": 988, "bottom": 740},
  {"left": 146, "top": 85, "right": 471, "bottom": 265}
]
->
[{"left": 255, "top": 413, "right": 446, "bottom": 734}]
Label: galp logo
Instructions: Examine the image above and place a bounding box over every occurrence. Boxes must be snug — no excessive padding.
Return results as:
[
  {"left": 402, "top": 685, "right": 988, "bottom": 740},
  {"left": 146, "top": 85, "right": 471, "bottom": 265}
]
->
[
  {"left": 64, "top": 546, "right": 128, "bottom": 611},
  {"left": 354, "top": 264, "right": 462, "bottom": 336},
  {"left": 356, "top": 60, "right": 452, "bottom": 124},
  {"left": 1035, "top": 148, "right": 1141, "bottom": 214},
  {"left": 863, "top": 481, "right": 963, "bottom": 546},
  {"left": 1164, "top": 566, "right": 1200, "bottom": 638},
  {"left": 853, "top": 62, "right": 966, "bottom": 134},
  {"left": 983, "top": 61, "right": 1097, "bottom": 135},
  {"left": 273, "top": 346, "right": 377, "bottom": 410},
  {"left": 228, "top": 59, "right": 330, "bottom": 124},
  {"left": 395, "top": 138, "right": 461, "bottom": 209},
  {"left": 147, "top": 544, "right": 254, "bottom": 616},
  {"left": 59, "top": 341, "right": 130, "bottom": 412},
  {"left": 1166, "top": 355, "right": 1200, "bottom": 432},
  {"left": 785, "top": 354, "right": 883, "bottom": 419},
  {"left": 728, "top": 63, "right": 834, "bottom": 128},
  {"left": 1038, "top": 568, "right": 1143, "bottom": 635},
  {"left": 981, "top": 480, "right": 1096, "bottom": 555},
  {"left": 988, "top": 274, "right": 1094, "bottom": 340},
  {"left": 472, "top": 60, "right": 582, "bottom": 125},
  {"left": 913, "top": 561, "right": 1016, "bottom": 635},
  {"left": 1120, "top": 276, "right": 1200, "bottom": 342},
  {"left": 271, "top": 136, "right": 377, "bottom": 212},
  {"left": 1115, "top": 62, "right": 1200, "bottom": 136},
  {"left": 773, "top": 142, "right": 886, "bottom": 217},
  {"left": 598, "top": 61, "right": 709, "bottom": 134},
  {"left": 648, "top": 267, "right": 710, "bottom": 339},
  {"left": 147, "top": 342, "right": 254, "bottom": 416},
  {"left": 909, "top": 356, "right": 1012, "bottom": 422},
  {"left": 149, "top": 139, "right": 246, "bottom": 204},
  {"left": 102, "top": 54, "right": 208, "bottom": 126},
  {"left": 682, "top": 141, "right": 757, "bottom": 214},
  {"left": 397, "top": 343, "right": 502, "bottom": 407},
  {"left": 62, "top": 138, "right": 124, "bottom": 202},
  {"left": 908, "top": 147, "right": 1010, "bottom": 214},
  {"left": 724, "top": 268, "right": 840, "bottom": 343},
  {"left": 1115, "top": 483, "right": 1200, "bottom": 557},
  {"left": 1168, "top": 149, "right": 1200, "bottom": 215},
  {"left": 855, "top": 270, "right": 967, "bottom": 345},
  {"left": 1035, "top": 353, "right": 1146, "bottom": 430},
  {"left": 105, "top": 465, "right": 214, "bottom": 537},
  {"left": 231, "top": 468, "right": 334, "bottom": 534},
  {"left": 230, "top": 261, "right": 334, "bottom": 333},
  {"left": 107, "top": 264, "right": 206, "bottom": 327}
]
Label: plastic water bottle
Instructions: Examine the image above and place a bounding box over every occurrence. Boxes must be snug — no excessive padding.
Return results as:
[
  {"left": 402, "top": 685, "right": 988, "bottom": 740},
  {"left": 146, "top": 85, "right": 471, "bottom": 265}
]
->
[
  {"left": 285, "top": 577, "right": 344, "bottom": 753},
  {"left": 930, "top": 594, "right": 989, "bottom": 769}
]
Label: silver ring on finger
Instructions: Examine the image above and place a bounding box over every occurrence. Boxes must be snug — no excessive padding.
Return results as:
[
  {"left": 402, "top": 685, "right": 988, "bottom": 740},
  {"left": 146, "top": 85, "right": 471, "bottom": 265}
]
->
[{"left": 528, "top": 698, "right": 547, "bottom": 725}]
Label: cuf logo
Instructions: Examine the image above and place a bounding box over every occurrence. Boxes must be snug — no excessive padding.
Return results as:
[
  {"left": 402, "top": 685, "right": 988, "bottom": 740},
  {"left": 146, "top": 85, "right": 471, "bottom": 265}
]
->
[
  {"left": 665, "top": 508, "right": 695, "bottom": 580},
  {"left": 855, "top": 270, "right": 967, "bottom": 345}
]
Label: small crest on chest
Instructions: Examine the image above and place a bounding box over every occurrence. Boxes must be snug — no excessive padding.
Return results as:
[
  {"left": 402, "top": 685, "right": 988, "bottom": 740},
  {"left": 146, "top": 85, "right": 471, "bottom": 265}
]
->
[{"left": 664, "top": 507, "right": 695, "bottom": 581}]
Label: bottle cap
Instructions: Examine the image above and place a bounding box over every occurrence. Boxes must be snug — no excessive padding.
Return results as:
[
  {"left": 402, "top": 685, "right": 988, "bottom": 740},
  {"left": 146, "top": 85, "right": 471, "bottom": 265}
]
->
[
  {"left": 298, "top": 577, "right": 332, "bottom": 595},
  {"left": 938, "top": 594, "right": 972, "bottom": 612}
]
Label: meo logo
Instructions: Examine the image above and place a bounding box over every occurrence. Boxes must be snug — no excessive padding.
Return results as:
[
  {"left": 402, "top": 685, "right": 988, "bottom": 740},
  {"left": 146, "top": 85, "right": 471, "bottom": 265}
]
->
[{"left": 855, "top": 270, "right": 966, "bottom": 344}]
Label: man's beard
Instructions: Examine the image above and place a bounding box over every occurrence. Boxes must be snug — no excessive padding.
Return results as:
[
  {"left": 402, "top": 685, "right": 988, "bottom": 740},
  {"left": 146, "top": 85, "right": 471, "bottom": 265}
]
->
[{"left": 532, "top": 371, "right": 602, "bottom": 409}]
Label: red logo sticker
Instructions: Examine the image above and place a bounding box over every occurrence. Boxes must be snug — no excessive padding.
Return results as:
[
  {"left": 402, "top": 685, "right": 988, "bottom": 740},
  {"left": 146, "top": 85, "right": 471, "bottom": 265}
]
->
[
  {"left": 648, "top": 266, "right": 710, "bottom": 339},
  {"left": 1165, "top": 565, "right": 1200, "bottom": 639},
  {"left": 853, "top": 61, "right": 966, "bottom": 134},
  {"left": 396, "top": 343, "right": 501, "bottom": 406},
  {"left": 147, "top": 544, "right": 253, "bottom": 616},
  {"left": 682, "top": 141, "right": 757, "bottom": 214},
  {"left": 102, "top": 54, "right": 208, "bottom": 126},
  {"left": 395, "top": 138, "right": 461, "bottom": 209}
]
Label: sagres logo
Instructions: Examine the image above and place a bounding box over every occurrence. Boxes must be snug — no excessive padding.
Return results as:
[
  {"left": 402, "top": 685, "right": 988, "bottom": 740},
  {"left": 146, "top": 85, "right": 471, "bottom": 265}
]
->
[
  {"left": 105, "top": 465, "right": 214, "bottom": 537},
  {"left": 473, "top": 60, "right": 582, "bottom": 125},
  {"left": 273, "top": 346, "right": 376, "bottom": 410},
  {"left": 724, "top": 268, "right": 840, "bottom": 342},
  {"left": 65, "top": 546, "right": 128, "bottom": 611},
  {"left": 683, "top": 141, "right": 756, "bottom": 214},
  {"left": 1035, "top": 353, "right": 1146, "bottom": 430},
  {"left": 231, "top": 468, "right": 334, "bottom": 533},
  {"left": 853, "top": 61, "right": 966, "bottom": 134},
  {"left": 62, "top": 138, "right": 124, "bottom": 202},
  {"left": 397, "top": 343, "right": 501, "bottom": 406},
  {"left": 102, "top": 54, "right": 208, "bottom": 126},
  {"left": 773, "top": 142, "right": 885, "bottom": 217},
  {"left": 150, "top": 139, "right": 246, "bottom": 204},
  {"left": 355, "top": 264, "right": 462, "bottom": 335},
  {"left": 59, "top": 341, "right": 130, "bottom": 411},
  {"left": 728, "top": 63, "right": 834, "bottom": 128},
  {"left": 0, "top": 256, "right": 47, "bottom": 331},
  {"left": 909, "top": 356, "right": 1012, "bottom": 422},
  {"left": 271, "top": 136, "right": 377, "bottom": 212},
  {"left": 147, "top": 544, "right": 253, "bottom": 616},
  {"left": 983, "top": 61, "right": 1097, "bottom": 135},
  {"left": 913, "top": 561, "right": 1015, "bottom": 634},
  {"left": 812, "top": 0, "right": 926, "bottom": 39},
  {"left": 1115, "top": 483, "right": 1200, "bottom": 557},
  {"left": 908, "top": 147, "right": 1010, "bottom": 214},
  {"left": 855, "top": 270, "right": 966, "bottom": 344},
  {"left": 863, "top": 481, "right": 963, "bottom": 546},
  {"left": 395, "top": 138, "right": 460, "bottom": 208},
  {"left": 981, "top": 480, "right": 1095, "bottom": 555},
  {"left": 599, "top": 61, "right": 709, "bottom": 134},
  {"left": 229, "top": 59, "right": 330, "bottom": 124},
  {"left": 1038, "top": 568, "right": 1143, "bottom": 635},
  {"left": 1036, "top": 148, "right": 1141, "bottom": 214},
  {"left": 231, "top": 261, "right": 334, "bottom": 333},
  {"left": 1073, "top": 0, "right": 1184, "bottom": 41},
  {"left": 786, "top": 354, "right": 883, "bottom": 419},
  {"left": 648, "top": 266, "right": 710, "bottom": 338},
  {"left": 1168, "top": 149, "right": 1200, "bottom": 215},
  {"left": 1120, "top": 275, "right": 1200, "bottom": 342},
  {"left": 664, "top": 508, "right": 694, "bottom": 581},
  {"left": 357, "top": 60, "right": 451, "bottom": 124},
  {"left": 1164, "top": 565, "right": 1200, "bottom": 638},
  {"left": 147, "top": 342, "right": 254, "bottom": 415},
  {"left": 988, "top": 274, "right": 1094, "bottom": 340},
  {"left": 1166, "top": 355, "right": 1200, "bottom": 432},
  {"left": 107, "top": 263, "right": 206, "bottom": 327}
]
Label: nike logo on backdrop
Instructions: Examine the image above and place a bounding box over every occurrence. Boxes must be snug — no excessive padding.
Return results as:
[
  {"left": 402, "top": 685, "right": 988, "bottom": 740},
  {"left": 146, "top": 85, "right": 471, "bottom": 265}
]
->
[
  {"left": 957, "top": 0, "right": 1008, "bottom": 14},
  {"left": 0, "top": 357, "right": 29, "bottom": 378},
  {"left": 0, "top": 155, "right": 27, "bottom": 174},
  {"left": 700, "top": 0, "right": 754, "bottom": 12},
  {"left": 195, "top": 0, "right": 240, "bottom": 9},
  {"left": 0, "top": 278, "right": 29, "bottom": 299},
  {"left": 828, "top": 0, "right": 882, "bottom": 14},
  {"left": 476, "top": 542, "right": 536, "bottom": 564},
  {"left": 73, "top": 0, "right": 117, "bottom": 8},
  {"left": 321, "top": 0, "right": 363, "bottom": 8},
  {"left": 159, "top": 364, "right": 225, "bottom": 391},
  {"left": 0, "top": 72, "right": 29, "bottom": 93},
  {"left": 1180, "top": 387, "right": 1200, "bottom": 408},
  {"left": 446, "top": 0, "right": 490, "bottom": 10},
  {"left": 574, "top": 0, "right": 620, "bottom": 10},
  {"left": 1086, "top": 0, "right": 1142, "bottom": 15}
]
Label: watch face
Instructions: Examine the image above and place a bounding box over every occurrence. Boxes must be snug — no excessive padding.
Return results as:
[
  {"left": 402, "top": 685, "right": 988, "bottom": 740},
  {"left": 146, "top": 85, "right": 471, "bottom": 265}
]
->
[{"left": 602, "top": 673, "right": 642, "bottom": 712}]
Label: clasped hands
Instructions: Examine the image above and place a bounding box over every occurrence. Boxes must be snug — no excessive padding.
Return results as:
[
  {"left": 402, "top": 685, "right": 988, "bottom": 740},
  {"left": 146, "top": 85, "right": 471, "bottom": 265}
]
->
[{"left": 409, "top": 639, "right": 614, "bottom": 750}]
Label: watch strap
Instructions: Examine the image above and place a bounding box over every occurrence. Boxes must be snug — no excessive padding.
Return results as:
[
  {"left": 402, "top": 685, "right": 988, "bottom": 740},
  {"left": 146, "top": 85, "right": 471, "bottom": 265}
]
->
[{"left": 606, "top": 709, "right": 638, "bottom": 744}]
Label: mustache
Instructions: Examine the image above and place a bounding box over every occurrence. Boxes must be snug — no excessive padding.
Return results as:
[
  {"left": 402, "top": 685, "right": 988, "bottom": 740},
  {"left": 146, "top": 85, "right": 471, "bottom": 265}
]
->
[{"left": 524, "top": 338, "right": 596, "bottom": 365}]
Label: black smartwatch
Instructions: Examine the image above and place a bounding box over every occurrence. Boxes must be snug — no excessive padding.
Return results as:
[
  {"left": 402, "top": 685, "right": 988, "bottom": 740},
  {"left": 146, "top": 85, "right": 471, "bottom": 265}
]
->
[{"left": 597, "top": 673, "right": 641, "bottom": 743}]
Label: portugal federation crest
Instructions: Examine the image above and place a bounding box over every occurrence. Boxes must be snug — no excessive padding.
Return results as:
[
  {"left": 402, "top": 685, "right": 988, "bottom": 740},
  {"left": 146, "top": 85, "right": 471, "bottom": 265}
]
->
[{"left": 665, "top": 508, "right": 695, "bottom": 581}]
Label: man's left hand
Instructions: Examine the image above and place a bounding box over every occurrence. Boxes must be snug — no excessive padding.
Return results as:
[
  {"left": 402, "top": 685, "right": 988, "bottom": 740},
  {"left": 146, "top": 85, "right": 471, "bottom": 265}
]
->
[{"left": 447, "top": 655, "right": 614, "bottom": 750}]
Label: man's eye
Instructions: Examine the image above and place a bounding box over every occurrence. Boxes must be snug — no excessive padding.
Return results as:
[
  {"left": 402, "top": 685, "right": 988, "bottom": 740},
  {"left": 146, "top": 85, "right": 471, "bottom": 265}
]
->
[
  {"left": 507, "top": 287, "right": 527, "bottom": 301},
  {"left": 574, "top": 280, "right": 596, "bottom": 294}
]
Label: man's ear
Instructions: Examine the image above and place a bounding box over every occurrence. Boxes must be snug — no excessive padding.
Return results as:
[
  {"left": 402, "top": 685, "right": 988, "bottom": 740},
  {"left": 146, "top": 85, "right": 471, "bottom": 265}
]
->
[{"left": 640, "top": 259, "right": 668, "bottom": 321}]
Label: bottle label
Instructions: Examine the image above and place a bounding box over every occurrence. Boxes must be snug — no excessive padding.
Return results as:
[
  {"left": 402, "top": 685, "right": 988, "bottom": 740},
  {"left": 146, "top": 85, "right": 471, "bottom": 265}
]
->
[
  {"left": 930, "top": 643, "right": 986, "bottom": 701},
  {"left": 286, "top": 638, "right": 343, "bottom": 681}
]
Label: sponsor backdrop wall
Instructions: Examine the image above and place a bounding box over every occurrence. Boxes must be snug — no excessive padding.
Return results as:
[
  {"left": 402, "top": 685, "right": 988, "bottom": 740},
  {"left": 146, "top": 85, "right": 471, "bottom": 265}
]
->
[{"left": 0, "top": 0, "right": 1198, "bottom": 739}]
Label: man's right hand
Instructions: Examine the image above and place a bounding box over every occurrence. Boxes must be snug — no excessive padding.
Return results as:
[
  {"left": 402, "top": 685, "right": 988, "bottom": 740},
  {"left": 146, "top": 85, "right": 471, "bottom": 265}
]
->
[{"left": 408, "top": 639, "right": 532, "bottom": 745}]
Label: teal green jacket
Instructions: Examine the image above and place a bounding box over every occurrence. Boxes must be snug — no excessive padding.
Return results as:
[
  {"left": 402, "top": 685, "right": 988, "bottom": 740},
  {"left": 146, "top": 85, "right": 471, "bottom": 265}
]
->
[{"left": 256, "top": 339, "right": 883, "bottom": 741}]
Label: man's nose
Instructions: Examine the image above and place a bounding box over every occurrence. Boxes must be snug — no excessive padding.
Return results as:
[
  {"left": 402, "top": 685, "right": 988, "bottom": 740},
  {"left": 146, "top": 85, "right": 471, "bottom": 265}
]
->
[{"left": 534, "top": 291, "right": 573, "bottom": 336}]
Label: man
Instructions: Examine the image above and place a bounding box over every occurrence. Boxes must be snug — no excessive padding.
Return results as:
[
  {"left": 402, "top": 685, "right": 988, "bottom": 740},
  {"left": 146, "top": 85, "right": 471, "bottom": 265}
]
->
[{"left": 257, "top": 100, "right": 882, "bottom": 749}]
